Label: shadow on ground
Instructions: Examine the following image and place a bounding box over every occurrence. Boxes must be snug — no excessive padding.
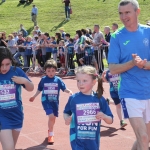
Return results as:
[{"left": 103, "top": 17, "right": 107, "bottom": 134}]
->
[
  {"left": 27, "top": 26, "right": 34, "bottom": 35},
  {"left": 50, "top": 20, "right": 68, "bottom": 32},
  {"left": 22, "top": 138, "right": 56, "bottom": 150},
  {"left": 0, "top": 1, "right": 5, "bottom": 5},
  {"left": 100, "top": 125, "right": 126, "bottom": 137}
]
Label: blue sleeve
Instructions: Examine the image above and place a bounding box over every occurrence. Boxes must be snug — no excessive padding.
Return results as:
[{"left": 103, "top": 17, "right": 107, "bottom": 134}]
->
[
  {"left": 38, "top": 78, "right": 43, "bottom": 91},
  {"left": 58, "top": 78, "right": 66, "bottom": 91},
  {"left": 14, "top": 67, "right": 31, "bottom": 88},
  {"left": 108, "top": 35, "right": 121, "bottom": 64},
  {"left": 64, "top": 96, "right": 72, "bottom": 116},
  {"left": 100, "top": 97, "right": 113, "bottom": 118}
]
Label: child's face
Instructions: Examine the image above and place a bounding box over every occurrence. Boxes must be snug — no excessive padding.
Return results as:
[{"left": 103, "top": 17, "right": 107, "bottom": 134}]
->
[
  {"left": 76, "top": 73, "right": 96, "bottom": 95},
  {"left": 59, "top": 41, "right": 64, "bottom": 46},
  {"left": 27, "top": 37, "right": 31, "bottom": 42},
  {"left": 45, "top": 67, "right": 56, "bottom": 78},
  {"left": 0, "top": 58, "right": 11, "bottom": 74}
]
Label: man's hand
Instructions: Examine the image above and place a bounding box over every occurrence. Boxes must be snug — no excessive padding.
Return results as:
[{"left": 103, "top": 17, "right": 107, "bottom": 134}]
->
[{"left": 132, "top": 54, "right": 147, "bottom": 69}]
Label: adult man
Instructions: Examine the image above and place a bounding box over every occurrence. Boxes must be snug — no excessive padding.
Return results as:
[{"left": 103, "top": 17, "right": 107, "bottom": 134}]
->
[
  {"left": 62, "top": 0, "right": 71, "bottom": 20},
  {"left": 92, "top": 25, "right": 104, "bottom": 74},
  {"left": 108, "top": 0, "right": 150, "bottom": 149},
  {"left": 31, "top": 5, "right": 38, "bottom": 26},
  {"left": 13, "top": 33, "right": 27, "bottom": 68},
  {"left": 112, "top": 23, "right": 118, "bottom": 32},
  {"left": 104, "top": 26, "right": 111, "bottom": 60}
]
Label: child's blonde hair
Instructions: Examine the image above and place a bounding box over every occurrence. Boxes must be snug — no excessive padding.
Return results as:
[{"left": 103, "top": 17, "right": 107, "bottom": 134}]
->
[{"left": 75, "top": 66, "right": 104, "bottom": 98}]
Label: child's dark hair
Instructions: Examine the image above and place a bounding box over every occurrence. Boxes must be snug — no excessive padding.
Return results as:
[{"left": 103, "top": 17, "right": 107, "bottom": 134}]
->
[
  {"left": 76, "top": 30, "right": 82, "bottom": 38},
  {"left": 0, "top": 47, "right": 16, "bottom": 67},
  {"left": 51, "top": 36, "right": 55, "bottom": 40},
  {"left": 81, "top": 29, "right": 86, "bottom": 35},
  {"left": 65, "top": 33, "right": 70, "bottom": 38},
  {"left": 69, "top": 38, "right": 74, "bottom": 43},
  {"left": 75, "top": 66, "right": 103, "bottom": 98},
  {"left": 44, "top": 59, "right": 57, "bottom": 71},
  {"left": 44, "top": 32, "right": 50, "bottom": 37}
]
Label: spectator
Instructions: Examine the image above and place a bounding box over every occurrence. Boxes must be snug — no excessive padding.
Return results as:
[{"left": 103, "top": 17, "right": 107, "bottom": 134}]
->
[
  {"left": 112, "top": 23, "right": 118, "bottom": 32},
  {"left": 103, "top": 26, "right": 111, "bottom": 60},
  {"left": 62, "top": 0, "right": 71, "bottom": 20},
  {"left": 12, "top": 32, "right": 19, "bottom": 43},
  {"left": 59, "top": 27, "right": 66, "bottom": 39},
  {"left": 13, "top": 33, "right": 27, "bottom": 67},
  {"left": 19, "top": 24, "right": 28, "bottom": 37},
  {"left": 31, "top": 5, "right": 38, "bottom": 26},
  {"left": 7, "top": 34, "right": 17, "bottom": 56},
  {"left": 92, "top": 24, "right": 104, "bottom": 74},
  {"left": 0, "top": 32, "right": 7, "bottom": 47}
]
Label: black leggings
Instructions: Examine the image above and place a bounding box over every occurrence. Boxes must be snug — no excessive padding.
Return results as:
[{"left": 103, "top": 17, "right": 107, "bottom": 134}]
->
[{"left": 46, "top": 52, "right": 51, "bottom": 61}]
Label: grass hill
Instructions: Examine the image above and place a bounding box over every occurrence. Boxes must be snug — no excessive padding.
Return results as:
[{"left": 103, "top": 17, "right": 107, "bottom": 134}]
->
[{"left": 0, "top": 0, "right": 150, "bottom": 36}]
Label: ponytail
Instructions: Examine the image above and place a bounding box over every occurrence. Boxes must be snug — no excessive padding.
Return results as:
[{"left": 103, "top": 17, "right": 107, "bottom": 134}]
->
[{"left": 96, "top": 75, "right": 104, "bottom": 98}]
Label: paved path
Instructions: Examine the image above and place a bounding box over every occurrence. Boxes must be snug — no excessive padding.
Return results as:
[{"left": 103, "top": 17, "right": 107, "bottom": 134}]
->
[{"left": 0, "top": 76, "right": 149, "bottom": 150}]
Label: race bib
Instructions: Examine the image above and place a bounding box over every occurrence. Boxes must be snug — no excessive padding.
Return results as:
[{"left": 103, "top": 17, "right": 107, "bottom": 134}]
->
[
  {"left": 44, "top": 83, "right": 58, "bottom": 101},
  {"left": 0, "top": 84, "right": 17, "bottom": 109},
  {"left": 76, "top": 103, "right": 100, "bottom": 124},
  {"left": 109, "top": 74, "right": 120, "bottom": 91}
]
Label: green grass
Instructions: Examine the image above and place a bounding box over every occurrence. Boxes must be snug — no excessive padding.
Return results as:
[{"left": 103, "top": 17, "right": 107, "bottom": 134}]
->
[{"left": 0, "top": 0, "right": 150, "bottom": 36}]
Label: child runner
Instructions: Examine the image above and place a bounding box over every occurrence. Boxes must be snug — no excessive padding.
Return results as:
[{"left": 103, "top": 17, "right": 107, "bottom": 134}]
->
[
  {"left": 64, "top": 66, "right": 113, "bottom": 150},
  {"left": 29, "top": 59, "right": 73, "bottom": 144},
  {"left": 0, "top": 47, "right": 34, "bottom": 150},
  {"left": 102, "top": 70, "right": 127, "bottom": 128}
]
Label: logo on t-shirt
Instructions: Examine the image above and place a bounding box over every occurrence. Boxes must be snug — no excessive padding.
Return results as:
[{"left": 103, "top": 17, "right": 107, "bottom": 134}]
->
[
  {"left": 123, "top": 40, "right": 130, "bottom": 45},
  {"left": 143, "top": 38, "right": 149, "bottom": 46}
]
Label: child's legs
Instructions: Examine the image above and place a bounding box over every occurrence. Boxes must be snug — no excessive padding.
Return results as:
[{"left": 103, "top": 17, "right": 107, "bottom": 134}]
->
[
  {"left": 48, "top": 114, "right": 56, "bottom": 132},
  {"left": 12, "top": 129, "right": 21, "bottom": 146},
  {"left": 112, "top": 98, "right": 122, "bottom": 121},
  {"left": 116, "top": 103, "right": 123, "bottom": 121},
  {"left": 53, "top": 53, "right": 57, "bottom": 61},
  {"left": 0, "top": 129, "right": 20, "bottom": 150}
]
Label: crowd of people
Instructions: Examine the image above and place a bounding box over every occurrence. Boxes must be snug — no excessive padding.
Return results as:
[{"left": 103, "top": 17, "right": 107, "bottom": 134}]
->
[
  {"left": 0, "top": 23, "right": 118, "bottom": 75},
  {"left": 0, "top": 0, "right": 150, "bottom": 150}
]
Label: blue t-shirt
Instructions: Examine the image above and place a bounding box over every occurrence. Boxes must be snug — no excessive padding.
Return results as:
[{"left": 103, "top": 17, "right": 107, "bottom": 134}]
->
[
  {"left": 0, "top": 66, "right": 31, "bottom": 129},
  {"left": 105, "top": 70, "right": 119, "bottom": 99},
  {"left": 108, "top": 24, "right": 150, "bottom": 100},
  {"left": 38, "top": 76, "right": 66, "bottom": 111},
  {"left": 67, "top": 43, "right": 74, "bottom": 54},
  {"left": 82, "top": 46, "right": 94, "bottom": 65},
  {"left": 52, "top": 41, "right": 57, "bottom": 54},
  {"left": 46, "top": 38, "right": 52, "bottom": 53},
  {"left": 24, "top": 41, "right": 32, "bottom": 55},
  {"left": 64, "top": 92, "right": 113, "bottom": 150}
]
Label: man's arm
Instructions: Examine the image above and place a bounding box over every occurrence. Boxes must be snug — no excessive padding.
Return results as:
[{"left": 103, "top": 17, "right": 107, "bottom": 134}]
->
[{"left": 109, "top": 61, "right": 135, "bottom": 75}]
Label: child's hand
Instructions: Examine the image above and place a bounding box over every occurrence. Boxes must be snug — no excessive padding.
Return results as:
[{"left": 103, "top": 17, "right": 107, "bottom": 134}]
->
[
  {"left": 96, "top": 112, "right": 106, "bottom": 121},
  {"left": 29, "top": 97, "right": 35, "bottom": 102},
  {"left": 65, "top": 116, "right": 72, "bottom": 125},
  {"left": 102, "top": 71, "right": 107, "bottom": 82},
  {"left": 11, "top": 76, "right": 28, "bottom": 85},
  {"left": 69, "top": 90, "right": 73, "bottom": 95}
]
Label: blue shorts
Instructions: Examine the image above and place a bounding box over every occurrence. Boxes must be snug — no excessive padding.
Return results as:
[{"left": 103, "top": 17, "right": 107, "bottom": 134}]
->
[
  {"left": 112, "top": 97, "right": 120, "bottom": 105},
  {"left": 45, "top": 109, "right": 58, "bottom": 117}
]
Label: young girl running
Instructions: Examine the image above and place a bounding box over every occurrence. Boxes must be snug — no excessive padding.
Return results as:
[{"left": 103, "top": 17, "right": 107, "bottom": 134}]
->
[
  {"left": 102, "top": 70, "right": 127, "bottom": 128},
  {"left": 29, "top": 59, "right": 73, "bottom": 144},
  {"left": 0, "top": 47, "right": 34, "bottom": 150},
  {"left": 64, "top": 66, "right": 113, "bottom": 150}
]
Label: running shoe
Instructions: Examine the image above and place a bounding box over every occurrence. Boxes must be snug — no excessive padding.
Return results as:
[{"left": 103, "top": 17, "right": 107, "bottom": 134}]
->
[
  {"left": 120, "top": 120, "right": 127, "bottom": 128},
  {"left": 48, "top": 136, "right": 54, "bottom": 144}
]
